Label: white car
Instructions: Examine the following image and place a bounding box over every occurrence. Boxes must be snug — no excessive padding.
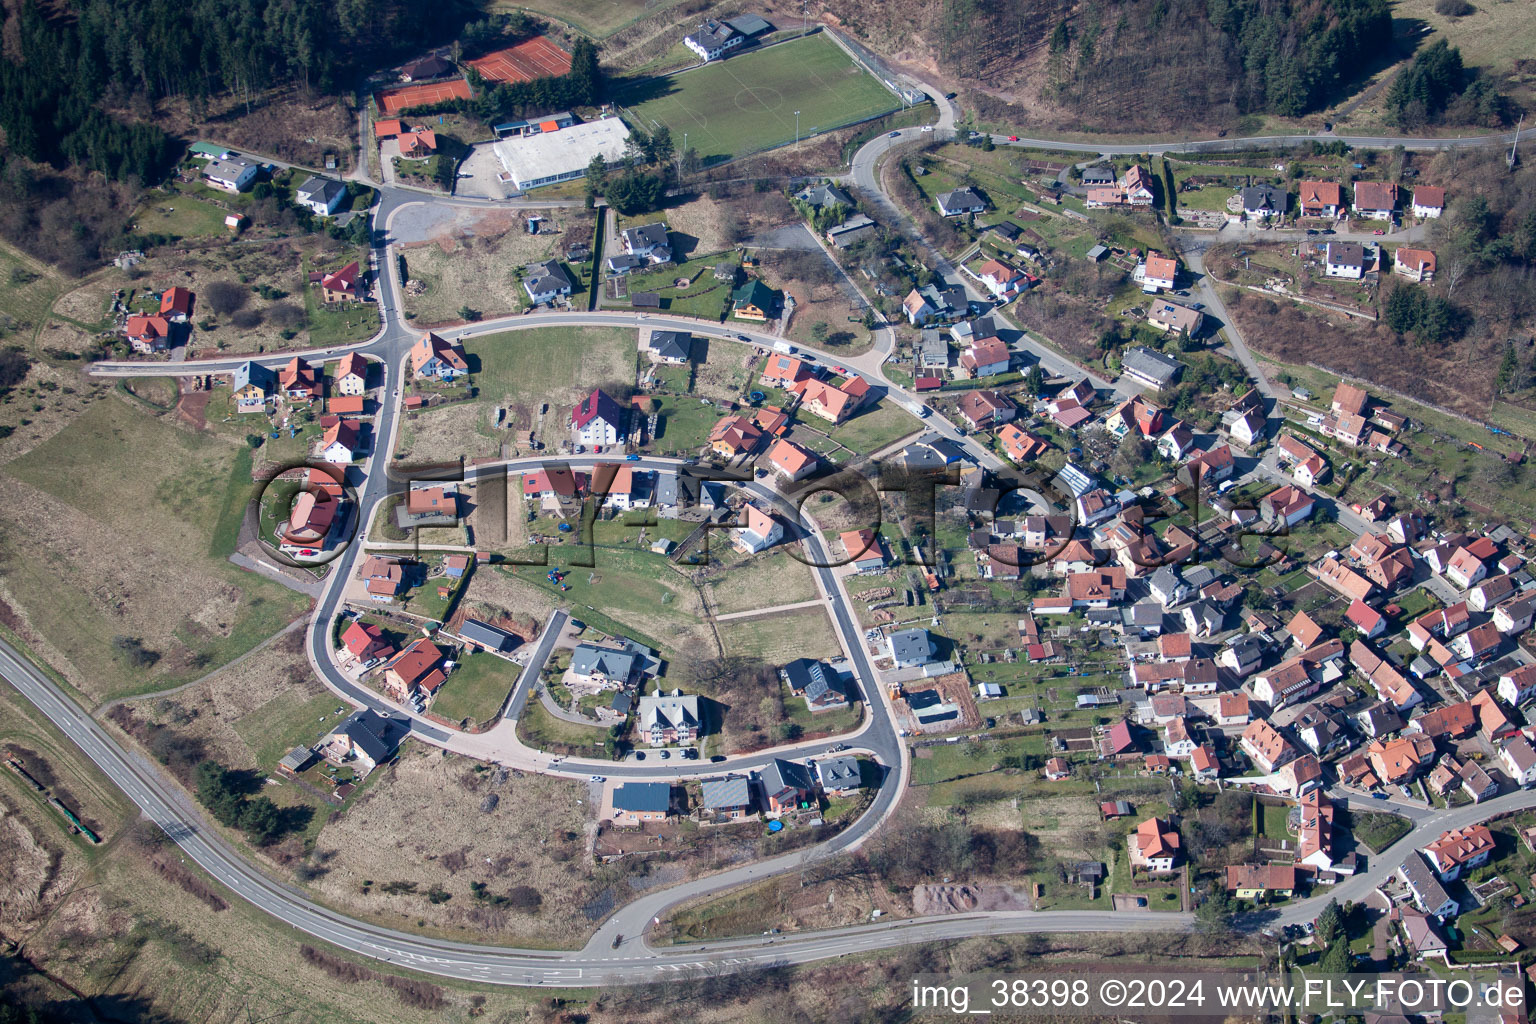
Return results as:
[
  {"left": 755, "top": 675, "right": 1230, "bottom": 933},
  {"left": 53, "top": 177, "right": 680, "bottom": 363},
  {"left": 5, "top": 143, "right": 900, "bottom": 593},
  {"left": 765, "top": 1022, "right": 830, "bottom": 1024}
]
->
[
  {"left": 589, "top": 775, "right": 604, "bottom": 783},
  {"left": 920, "top": 125, "right": 934, "bottom": 133}
]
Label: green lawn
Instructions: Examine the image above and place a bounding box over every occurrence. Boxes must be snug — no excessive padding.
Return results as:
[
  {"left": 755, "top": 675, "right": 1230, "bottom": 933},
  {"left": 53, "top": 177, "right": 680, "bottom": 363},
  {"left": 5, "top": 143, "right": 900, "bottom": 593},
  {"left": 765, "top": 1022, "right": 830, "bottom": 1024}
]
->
[
  {"left": 646, "top": 394, "right": 720, "bottom": 454},
  {"left": 825, "top": 400, "right": 921, "bottom": 455},
  {"left": 302, "top": 276, "right": 380, "bottom": 348},
  {"left": 232, "top": 690, "right": 347, "bottom": 768},
  {"left": 620, "top": 253, "right": 735, "bottom": 321},
  {"left": 516, "top": 697, "right": 611, "bottom": 754},
  {"left": 705, "top": 550, "right": 821, "bottom": 614},
  {"left": 432, "top": 652, "right": 516, "bottom": 725},
  {"left": 718, "top": 606, "right": 842, "bottom": 665},
  {"left": 621, "top": 34, "right": 900, "bottom": 165},
  {"left": 1, "top": 398, "right": 309, "bottom": 702},
  {"left": 131, "top": 191, "right": 235, "bottom": 241},
  {"left": 1349, "top": 809, "right": 1412, "bottom": 854},
  {"left": 0, "top": 243, "right": 65, "bottom": 345}
]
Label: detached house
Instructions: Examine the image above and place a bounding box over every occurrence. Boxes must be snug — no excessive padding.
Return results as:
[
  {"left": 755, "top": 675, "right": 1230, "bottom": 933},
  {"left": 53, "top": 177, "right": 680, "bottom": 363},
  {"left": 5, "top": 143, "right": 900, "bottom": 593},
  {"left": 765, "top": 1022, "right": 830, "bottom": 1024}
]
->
[
  {"left": 1411, "top": 186, "right": 1446, "bottom": 219},
  {"left": 1353, "top": 181, "right": 1401, "bottom": 220},
  {"left": 764, "top": 438, "right": 818, "bottom": 482},
  {"left": 524, "top": 260, "right": 574, "bottom": 305},
  {"left": 570, "top": 388, "right": 625, "bottom": 447},
  {"left": 231, "top": 361, "right": 276, "bottom": 412},
  {"left": 1420, "top": 825, "right": 1494, "bottom": 881},
  {"left": 1299, "top": 180, "right": 1344, "bottom": 218},
  {"left": 1240, "top": 719, "right": 1297, "bottom": 773},
  {"left": 318, "top": 417, "right": 360, "bottom": 463},
  {"left": 279, "top": 356, "right": 322, "bottom": 401},
  {"left": 957, "top": 390, "right": 1014, "bottom": 430},
  {"left": 334, "top": 352, "right": 369, "bottom": 396},
  {"left": 1240, "top": 184, "right": 1287, "bottom": 221},
  {"left": 1324, "top": 242, "right": 1366, "bottom": 279},
  {"left": 1394, "top": 248, "right": 1436, "bottom": 282},
  {"left": 1129, "top": 816, "right": 1180, "bottom": 873},
  {"left": 959, "top": 337, "right": 1010, "bottom": 378},
  {"left": 159, "top": 286, "right": 194, "bottom": 321},
  {"left": 1141, "top": 252, "right": 1178, "bottom": 292},
  {"left": 295, "top": 176, "right": 347, "bottom": 217},
  {"left": 125, "top": 315, "right": 170, "bottom": 354},
  {"left": 320, "top": 261, "right": 361, "bottom": 302},
  {"left": 203, "top": 155, "right": 258, "bottom": 192},
  {"left": 936, "top": 187, "right": 987, "bottom": 217},
  {"left": 734, "top": 503, "right": 783, "bottom": 554},
  {"left": 1147, "top": 299, "right": 1203, "bottom": 337},
  {"left": 410, "top": 333, "right": 469, "bottom": 381},
  {"left": 636, "top": 689, "right": 700, "bottom": 745},
  {"left": 731, "top": 279, "right": 778, "bottom": 321},
  {"left": 620, "top": 222, "right": 672, "bottom": 264}
]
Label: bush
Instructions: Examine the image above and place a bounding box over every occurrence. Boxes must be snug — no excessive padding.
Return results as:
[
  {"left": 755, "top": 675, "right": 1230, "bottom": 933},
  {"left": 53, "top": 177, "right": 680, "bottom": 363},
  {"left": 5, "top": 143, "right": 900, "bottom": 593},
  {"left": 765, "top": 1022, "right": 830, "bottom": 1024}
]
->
[
  {"left": 1434, "top": 0, "right": 1474, "bottom": 14},
  {"left": 203, "top": 280, "right": 248, "bottom": 315}
]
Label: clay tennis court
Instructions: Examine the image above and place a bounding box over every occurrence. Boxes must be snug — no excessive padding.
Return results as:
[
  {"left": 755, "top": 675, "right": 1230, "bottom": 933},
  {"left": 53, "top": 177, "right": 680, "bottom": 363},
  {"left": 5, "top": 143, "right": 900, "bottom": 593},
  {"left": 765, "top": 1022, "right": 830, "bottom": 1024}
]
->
[
  {"left": 376, "top": 78, "right": 473, "bottom": 114},
  {"left": 468, "top": 36, "right": 573, "bottom": 84}
]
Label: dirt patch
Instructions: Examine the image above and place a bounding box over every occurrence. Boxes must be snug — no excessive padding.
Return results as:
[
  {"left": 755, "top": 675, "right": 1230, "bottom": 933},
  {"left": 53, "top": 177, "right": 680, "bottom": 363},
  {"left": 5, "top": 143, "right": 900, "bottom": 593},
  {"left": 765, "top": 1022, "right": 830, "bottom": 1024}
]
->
[
  {"left": 912, "top": 882, "right": 1032, "bottom": 915},
  {"left": 400, "top": 208, "right": 590, "bottom": 325},
  {"left": 395, "top": 400, "right": 499, "bottom": 463},
  {"left": 175, "top": 388, "right": 211, "bottom": 431}
]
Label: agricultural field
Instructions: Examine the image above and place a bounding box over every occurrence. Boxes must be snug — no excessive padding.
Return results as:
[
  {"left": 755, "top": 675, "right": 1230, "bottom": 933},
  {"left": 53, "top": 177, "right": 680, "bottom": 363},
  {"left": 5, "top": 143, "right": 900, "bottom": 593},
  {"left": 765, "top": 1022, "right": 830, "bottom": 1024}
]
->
[
  {"left": 621, "top": 33, "right": 899, "bottom": 165},
  {"left": 0, "top": 394, "right": 310, "bottom": 703},
  {"left": 394, "top": 325, "right": 637, "bottom": 463},
  {"left": 398, "top": 207, "right": 588, "bottom": 325}
]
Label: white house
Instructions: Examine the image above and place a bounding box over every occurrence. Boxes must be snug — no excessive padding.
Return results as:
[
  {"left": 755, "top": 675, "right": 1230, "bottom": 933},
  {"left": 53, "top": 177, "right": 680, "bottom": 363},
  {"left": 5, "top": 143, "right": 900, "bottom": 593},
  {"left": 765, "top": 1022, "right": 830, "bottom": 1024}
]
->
[
  {"left": 1499, "top": 735, "right": 1536, "bottom": 787},
  {"left": 570, "top": 388, "right": 624, "bottom": 447},
  {"left": 888, "top": 627, "right": 937, "bottom": 669},
  {"left": 203, "top": 156, "right": 259, "bottom": 192},
  {"left": 334, "top": 352, "right": 369, "bottom": 396},
  {"left": 524, "top": 260, "right": 574, "bottom": 305},
  {"left": 1499, "top": 665, "right": 1536, "bottom": 707},
  {"left": 1324, "top": 242, "right": 1365, "bottom": 280},
  {"left": 683, "top": 19, "right": 743, "bottom": 62},
  {"left": 295, "top": 176, "right": 347, "bottom": 216},
  {"left": 936, "top": 188, "right": 987, "bottom": 218},
  {"left": 318, "top": 418, "right": 360, "bottom": 463},
  {"left": 734, "top": 503, "right": 784, "bottom": 554},
  {"left": 1411, "top": 186, "right": 1445, "bottom": 219}
]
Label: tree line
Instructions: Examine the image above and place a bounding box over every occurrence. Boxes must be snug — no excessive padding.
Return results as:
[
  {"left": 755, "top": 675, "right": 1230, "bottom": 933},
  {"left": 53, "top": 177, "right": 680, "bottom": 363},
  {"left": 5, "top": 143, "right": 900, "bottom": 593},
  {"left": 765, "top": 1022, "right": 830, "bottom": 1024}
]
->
[
  {"left": 0, "top": 0, "right": 470, "bottom": 185},
  {"left": 1385, "top": 39, "right": 1509, "bottom": 129}
]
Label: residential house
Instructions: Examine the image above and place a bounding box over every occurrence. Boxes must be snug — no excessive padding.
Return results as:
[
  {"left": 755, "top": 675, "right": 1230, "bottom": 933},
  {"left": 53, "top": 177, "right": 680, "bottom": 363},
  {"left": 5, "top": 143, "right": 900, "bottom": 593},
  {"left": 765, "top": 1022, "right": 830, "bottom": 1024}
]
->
[
  {"left": 1397, "top": 906, "right": 1449, "bottom": 960},
  {"left": 995, "top": 420, "right": 1044, "bottom": 460},
  {"left": 318, "top": 418, "right": 360, "bottom": 463},
  {"left": 1356, "top": 701, "right": 1405, "bottom": 740},
  {"left": 760, "top": 759, "right": 816, "bottom": 815},
  {"left": 1394, "top": 248, "right": 1436, "bottom": 282},
  {"left": 708, "top": 414, "right": 764, "bottom": 457},
  {"left": 815, "top": 756, "right": 864, "bottom": 796},
  {"left": 1121, "top": 346, "right": 1185, "bottom": 390},
  {"left": 1346, "top": 599, "right": 1387, "bottom": 639},
  {"left": 699, "top": 775, "right": 754, "bottom": 819},
  {"left": 959, "top": 337, "right": 1010, "bottom": 378},
  {"left": 731, "top": 279, "right": 778, "bottom": 321},
  {"left": 620, "top": 222, "right": 672, "bottom": 264},
  {"left": 840, "top": 529, "right": 886, "bottom": 573},
  {"left": 410, "top": 333, "right": 469, "bottom": 381},
  {"left": 783, "top": 658, "right": 848, "bottom": 711},
  {"left": 570, "top": 388, "right": 625, "bottom": 447},
  {"left": 1299, "top": 180, "right": 1344, "bottom": 218},
  {"left": 1227, "top": 864, "right": 1297, "bottom": 899},
  {"left": 1240, "top": 719, "right": 1296, "bottom": 773},
  {"left": 1192, "top": 744, "right": 1220, "bottom": 781},
  {"left": 609, "top": 782, "right": 674, "bottom": 824},
  {"left": 1353, "top": 181, "right": 1401, "bottom": 219},
  {"left": 1411, "top": 186, "right": 1446, "bottom": 219},
  {"left": 1367, "top": 734, "right": 1435, "bottom": 786},
  {"left": 321, "top": 710, "right": 399, "bottom": 772},
  {"left": 1261, "top": 485, "right": 1315, "bottom": 528},
  {"left": 1141, "top": 252, "right": 1178, "bottom": 292},
  {"left": 1312, "top": 556, "right": 1374, "bottom": 603},
  {"left": 295, "top": 177, "right": 347, "bottom": 216},
  {"left": 1129, "top": 817, "right": 1180, "bottom": 873},
  {"left": 279, "top": 356, "right": 322, "bottom": 402},
  {"left": 936, "top": 187, "right": 987, "bottom": 217},
  {"left": 791, "top": 374, "right": 869, "bottom": 424},
  {"left": 1240, "top": 184, "right": 1287, "bottom": 221},
  {"left": 1494, "top": 594, "right": 1536, "bottom": 635},
  {"left": 1147, "top": 299, "right": 1204, "bottom": 337},
  {"left": 826, "top": 214, "right": 877, "bottom": 249},
  {"left": 1420, "top": 825, "right": 1494, "bottom": 881},
  {"left": 397, "top": 129, "right": 437, "bottom": 159},
  {"left": 231, "top": 361, "right": 276, "bottom": 412},
  {"left": 1397, "top": 851, "right": 1459, "bottom": 918},
  {"left": 1324, "top": 242, "right": 1366, "bottom": 279},
  {"left": 1499, "top": 665, "right": 1536, "bottom": 707},
  {"left": 762, "top": 354, "right": 812, "bottom": 388},
  {"left": 1295, "top": 704, "right": 1350, "bottom": 757},
  {"left": 887, "top": 628, "right": 936, "bottom": 669},
  {"left": 458, "top": 620, "right": 520, "bottom": 655},
  {"left": 382, "top": 639, "right": 447, "bottom": 702},
  {"left": 976, "top": 258, "right": 1027, "bottom": 299},
  {"left": 1123, "top": 165, "right": 1156, "bottom": 205},
  {"left": 125, "top": 315, "right": 170, "bottom": 354},
  {"left": 339, "top": 621, "right": 394, "bottom": 668},
  {"left": 958, "top": 390, "right": 1015, "bottom": 430},
  {"left": 1352, "top": 640, "right": 1423, "bottom": 713},
  {"left": 320, "top": 261, "right": 361, "bottom": 302},
  {"left": 1297, "top": 790, "right": 1339, "bottom": 871},
  {"left": 203, "top": 155, "right": 258, "bottom": 192},
  {"left": 1500, "top": 734, "right": 1536, "bottom": 787},
  {"left": 524, "top": 260, "right": 573, "bottom": 304},
  {"left": 159, "top": 286, "right": 194, "bottom": 321},
  {"left": 358, "top": 555, "right": 404, "bottom": 601},
  {"left": 1445, "top": 546, "right": 1489, "bottom": 590},
  {"left": 636, "top": 689, "right": 700, "bottom": 745},
  {"left": 646, "top": 330, "right": 693, "bottom": 364},
  {"left": 764, "top": 438, "right": 818, "bottom": 482},
  {"left": 734, "top": 503, "right": 784, "bottom": 554}
]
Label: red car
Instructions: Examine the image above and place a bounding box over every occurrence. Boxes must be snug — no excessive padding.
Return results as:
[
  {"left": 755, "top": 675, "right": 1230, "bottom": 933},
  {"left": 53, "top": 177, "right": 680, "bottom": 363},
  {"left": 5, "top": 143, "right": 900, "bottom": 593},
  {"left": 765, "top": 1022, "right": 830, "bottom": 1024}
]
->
[
  {"left": 1007, "top": 135, "right": 1019, "bottom": 142},
  {"left": 1372, "top": 229, "right": 1385, "bottom": 235}
]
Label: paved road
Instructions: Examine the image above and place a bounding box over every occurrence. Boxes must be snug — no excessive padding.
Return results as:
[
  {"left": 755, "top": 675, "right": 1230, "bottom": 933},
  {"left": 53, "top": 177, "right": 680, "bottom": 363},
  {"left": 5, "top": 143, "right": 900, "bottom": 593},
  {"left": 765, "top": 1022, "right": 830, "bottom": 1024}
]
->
[{"left": 9, "top": 81, "right": 1526, "bottom": 986}]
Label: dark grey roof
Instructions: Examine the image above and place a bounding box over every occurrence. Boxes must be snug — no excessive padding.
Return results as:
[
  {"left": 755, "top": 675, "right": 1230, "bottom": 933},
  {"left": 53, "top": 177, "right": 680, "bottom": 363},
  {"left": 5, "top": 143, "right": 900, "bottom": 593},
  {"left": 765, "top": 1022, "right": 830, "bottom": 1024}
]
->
[
  {"left": 1121, "top": 346, "right": 1185, "bottom": 386},
  {"left": 797, "top": 183, "right": 853, "bottom": 209},
  {"left": 761, "top": 758, "right": 815, "bottom": 795},
  {"left": 654, "top": 471, "right": 678, "bottom": 507},
  {"left": 279, "top": 746, "right": 315, "bottom": 771},
  {"left": 988, "top": 220, "right": 1022, "bottom": 240},
  {"left": 784, "top": 658, "right": 828, "bottom": 693},
  {"left": 725, "top": 13, "right": 772, "bottom": 35},
  {"left": 622, "top": 222, "right": 670, "bottom": 251},
  {"left": 1183, "top": 565, "right": 1218, "bottom": 590},
  {"left": 1081, "top": 166, "right": 1115, "bottom": 185},
  {"left": 1128, "top": 602, "right": 1164, "bottom": 626},
  {"left": 298, "top": 176, "right": 347, "bottom": 205},
  {"left": 700, "top": 775, "right": 752, "bottom": 808},
  {"left": 1326, "top": 242, "right": 1365, "bottom": 268},
  {"left": 826, "top": 215, "right": 877, "bottom": 247},
  {"left": 570, "top": 643, "right": 638, "bottom": 681},
  {"left": 648, "top": 331, "right": 692, "bottom": 362},
  {"left": 689, "top": 18, "right": 738, "bottom": 48},
  {"left": 526, "top": 260, "right": 573, "bottom": 296},
  {"left": 402, "top": 54, "right": 453, "bottom": 79},
  {"left": 336, "top": 710, "right": 398, "bottom": 764},
  {"left": 890, "top": 628, "right": 934, "bottom": 665},
  {"left": 613, "top": 781, "right": 671, "bottom": 813},
  {"left": 815, "top": 755, "right": 862, "bottom": 789},
  {"left": 937, "top": 187, "right": 986, "bottom": 213},
  {"left": 610, "top": 691, "right": 634, "bottom": 714},
  {"left": 1149, "top": 564, "right": 1186, "bottom": 595},
  {"left": 1241, "top": 184, "right": 1287, "bottom": 213},
  {"left": 460, "top": 619, "right": 519, "bottom": 653},
  {"left": 232, "top": 360, "right": 275, "bottom": 394},
  {"left": 1399, "top": 850, "right": 1455, "bottom": 913}
]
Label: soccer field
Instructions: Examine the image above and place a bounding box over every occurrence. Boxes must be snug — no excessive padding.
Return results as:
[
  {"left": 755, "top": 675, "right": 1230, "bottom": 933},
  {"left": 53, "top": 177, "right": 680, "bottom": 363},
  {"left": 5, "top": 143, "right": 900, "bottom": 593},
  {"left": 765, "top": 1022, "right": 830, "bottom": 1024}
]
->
[{"left": 621, "top": 34, "right": 900, "bottom": 165}]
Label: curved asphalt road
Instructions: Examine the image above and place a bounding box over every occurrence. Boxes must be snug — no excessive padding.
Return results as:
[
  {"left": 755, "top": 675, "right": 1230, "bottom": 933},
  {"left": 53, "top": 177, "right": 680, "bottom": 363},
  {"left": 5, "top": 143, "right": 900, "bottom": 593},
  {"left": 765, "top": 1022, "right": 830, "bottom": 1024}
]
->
[{"left": 5, "top": 83, "right": 1527, "bottom": 984}]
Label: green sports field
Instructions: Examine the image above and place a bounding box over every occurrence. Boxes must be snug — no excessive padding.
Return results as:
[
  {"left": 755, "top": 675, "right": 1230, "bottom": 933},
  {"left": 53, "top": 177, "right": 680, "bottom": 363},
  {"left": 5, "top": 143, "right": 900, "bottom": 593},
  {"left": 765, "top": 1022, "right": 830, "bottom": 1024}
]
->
[{"left": 621, "top": 34, "right": 900, "bottom": 165}]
